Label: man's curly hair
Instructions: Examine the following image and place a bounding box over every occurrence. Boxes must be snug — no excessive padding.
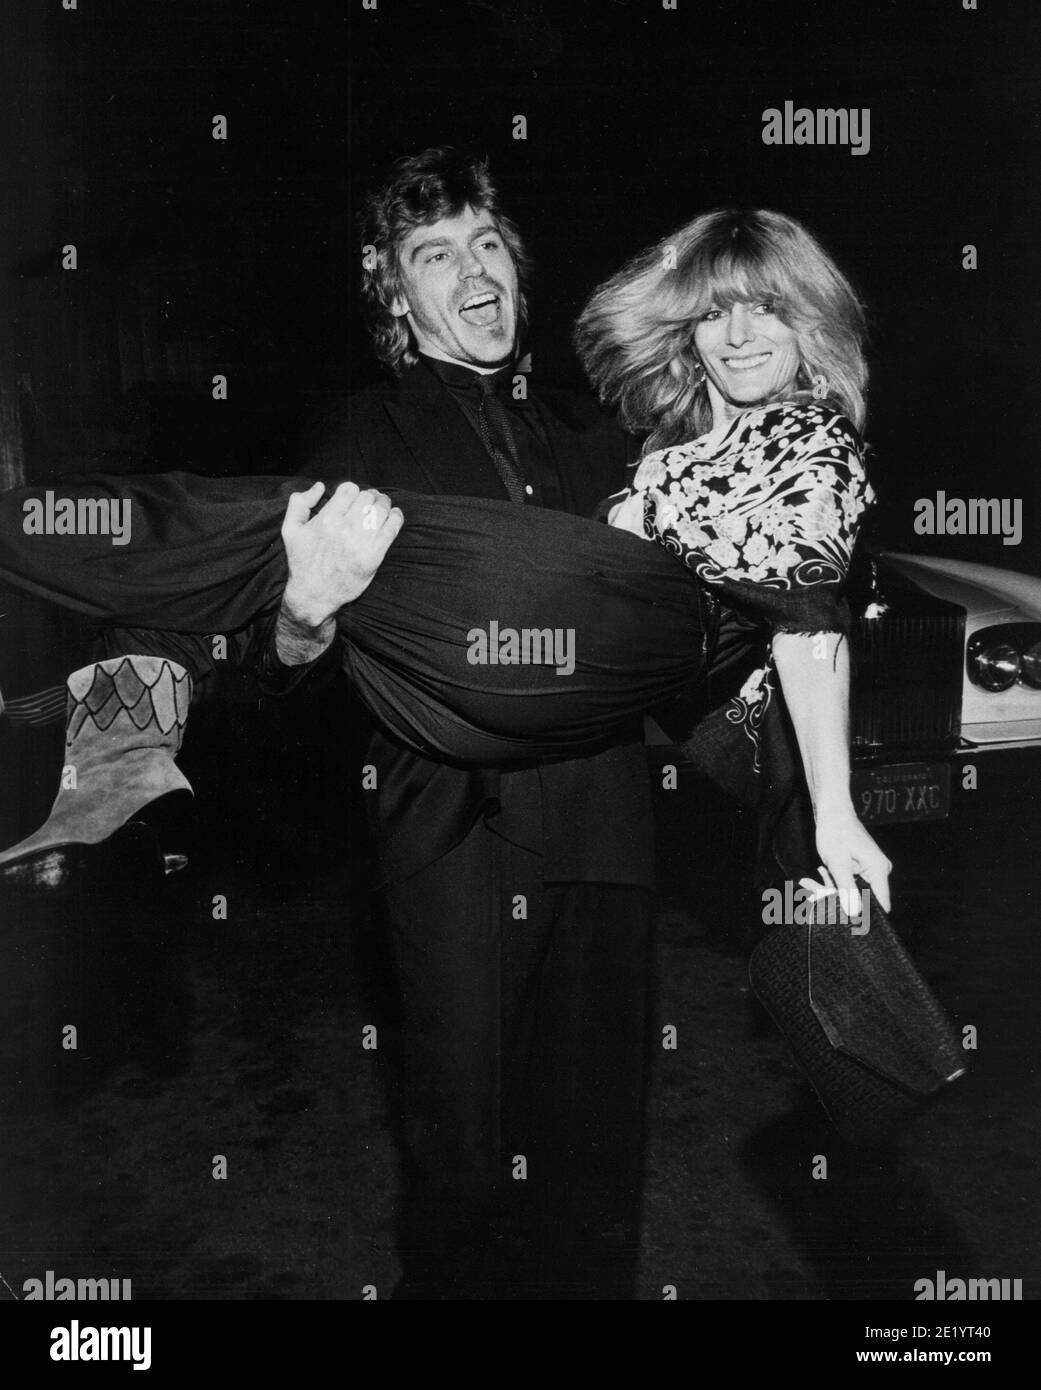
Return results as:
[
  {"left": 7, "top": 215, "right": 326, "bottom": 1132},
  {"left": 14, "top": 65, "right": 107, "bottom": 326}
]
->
[{"left": 359, "top": 146, "right": 531, "bottom": 374}]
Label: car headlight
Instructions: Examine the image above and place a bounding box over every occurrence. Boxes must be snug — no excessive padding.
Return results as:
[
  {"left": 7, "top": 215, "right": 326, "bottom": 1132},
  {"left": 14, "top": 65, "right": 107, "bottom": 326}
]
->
[
  {"left": 967, "top": 624, "right": 1041, "bottom": 691},
  {"left": 1021, "top": 638, "right": 1041, "bottom": 690}
]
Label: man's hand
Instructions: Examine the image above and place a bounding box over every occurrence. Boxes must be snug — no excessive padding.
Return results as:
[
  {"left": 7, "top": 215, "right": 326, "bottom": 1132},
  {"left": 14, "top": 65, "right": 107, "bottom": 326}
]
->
[{"left": 281, "top": 480, "right": 404, "bottom": 628}]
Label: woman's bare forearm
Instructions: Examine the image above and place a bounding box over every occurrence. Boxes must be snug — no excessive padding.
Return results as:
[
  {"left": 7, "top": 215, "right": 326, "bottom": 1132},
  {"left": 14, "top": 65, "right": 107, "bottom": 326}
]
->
[{"left": 771, "top": 631, "right": 853, "bottom": 817}]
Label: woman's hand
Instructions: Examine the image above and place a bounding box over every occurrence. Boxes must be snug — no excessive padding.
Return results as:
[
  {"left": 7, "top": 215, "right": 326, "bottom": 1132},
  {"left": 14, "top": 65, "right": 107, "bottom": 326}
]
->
[
  {"left": 771, "top": 631, "right": 893, "bottom": 915},
  {"left": 814, "top": 804, "right": 892, "bottom": 914}
]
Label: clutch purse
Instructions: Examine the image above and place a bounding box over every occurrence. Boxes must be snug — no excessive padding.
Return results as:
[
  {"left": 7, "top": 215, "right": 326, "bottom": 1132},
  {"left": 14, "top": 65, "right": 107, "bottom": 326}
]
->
[{"left": 748, "top": 885, "right": 967, "bottom": 1142}]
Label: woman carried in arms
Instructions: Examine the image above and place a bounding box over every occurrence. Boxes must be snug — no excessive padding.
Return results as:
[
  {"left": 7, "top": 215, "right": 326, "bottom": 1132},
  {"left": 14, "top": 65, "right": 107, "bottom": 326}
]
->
[{"left": 0, "top": 207, "right": 888, "bottom": 913}]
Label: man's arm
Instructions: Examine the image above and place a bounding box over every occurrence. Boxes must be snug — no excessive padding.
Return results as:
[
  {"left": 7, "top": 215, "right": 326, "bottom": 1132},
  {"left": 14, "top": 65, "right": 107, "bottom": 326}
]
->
[{"left": 273, "top": 605, "right": 338, "bottom": 668}]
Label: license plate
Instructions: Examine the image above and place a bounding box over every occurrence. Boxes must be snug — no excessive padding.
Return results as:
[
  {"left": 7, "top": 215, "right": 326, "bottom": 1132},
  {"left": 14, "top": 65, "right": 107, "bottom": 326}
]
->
[{"left": 851, "top": 761, "right": 951, "bottom": 825}]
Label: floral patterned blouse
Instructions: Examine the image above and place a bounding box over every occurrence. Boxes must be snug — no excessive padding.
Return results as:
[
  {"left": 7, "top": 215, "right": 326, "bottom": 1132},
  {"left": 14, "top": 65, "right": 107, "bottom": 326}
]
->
[{"left": 606, "top": 400, "right": 875, "bottom": 637}]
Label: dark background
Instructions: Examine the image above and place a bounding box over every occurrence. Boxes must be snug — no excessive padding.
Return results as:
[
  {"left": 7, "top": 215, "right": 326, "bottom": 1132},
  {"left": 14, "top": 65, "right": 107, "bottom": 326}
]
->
[
  {"left": 2, "top": 0, "right": 1039, "bottom": 567},
  {"left": 2, "top": 0, "right": 1041, "bottom": 1313}
]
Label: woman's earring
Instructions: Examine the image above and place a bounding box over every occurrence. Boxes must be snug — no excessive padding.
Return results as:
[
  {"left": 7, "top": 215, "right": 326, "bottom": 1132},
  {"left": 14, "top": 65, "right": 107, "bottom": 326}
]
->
[
  {"left": 692, "top": 359, "right": 707, "bottom": 388},
  {"left": 810, "top": 372, "right": 829, "bottom": 400}
]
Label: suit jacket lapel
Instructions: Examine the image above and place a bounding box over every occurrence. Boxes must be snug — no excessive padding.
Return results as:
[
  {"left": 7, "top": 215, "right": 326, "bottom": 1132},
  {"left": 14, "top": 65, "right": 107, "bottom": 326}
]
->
[
  {"left": 383, "top": 364, "right": 513, "bottom": 500},
  {"left": 527, "top": 392, "right": 580, "bottom": 514},
  {"left": 532, "top": 385, "right": 637, "bottom": 512}
]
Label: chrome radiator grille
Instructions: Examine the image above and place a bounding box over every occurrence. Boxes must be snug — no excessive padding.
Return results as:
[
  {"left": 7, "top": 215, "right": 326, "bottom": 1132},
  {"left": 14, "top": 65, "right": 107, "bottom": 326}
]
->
[{"left": 850, "top": 609, "right": 965, "bottom": 750}]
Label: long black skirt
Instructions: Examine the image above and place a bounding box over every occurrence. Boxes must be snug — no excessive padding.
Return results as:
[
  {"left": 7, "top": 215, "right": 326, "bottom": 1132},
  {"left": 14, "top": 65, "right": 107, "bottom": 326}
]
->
[{"left": 0, "top": 473, "right": 745, "bottom": 765}]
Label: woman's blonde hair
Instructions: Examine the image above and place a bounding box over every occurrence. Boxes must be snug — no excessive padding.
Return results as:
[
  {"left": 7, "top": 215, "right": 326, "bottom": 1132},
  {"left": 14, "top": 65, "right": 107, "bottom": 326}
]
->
[{"left": 574, "top": 208, "right": 868, "bottom": 451}]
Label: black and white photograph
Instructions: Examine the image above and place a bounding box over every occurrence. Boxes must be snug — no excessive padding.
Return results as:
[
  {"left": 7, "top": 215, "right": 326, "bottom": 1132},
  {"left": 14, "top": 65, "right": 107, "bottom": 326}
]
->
[{"left": 0, "top": 0, "right": 1038, "bottom": 1355}]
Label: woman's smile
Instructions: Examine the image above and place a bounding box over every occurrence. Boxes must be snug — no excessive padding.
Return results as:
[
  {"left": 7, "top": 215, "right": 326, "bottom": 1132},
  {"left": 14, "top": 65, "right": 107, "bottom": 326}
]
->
[{"left": 720, "top": 350, "right": 772, "bottom": 372}]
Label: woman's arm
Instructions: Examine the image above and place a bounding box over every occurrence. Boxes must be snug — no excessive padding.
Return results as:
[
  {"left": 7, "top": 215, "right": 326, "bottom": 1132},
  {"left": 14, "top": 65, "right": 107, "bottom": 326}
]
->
[{"left": 771, "top": 629, "right": 892, "bottom": 913}]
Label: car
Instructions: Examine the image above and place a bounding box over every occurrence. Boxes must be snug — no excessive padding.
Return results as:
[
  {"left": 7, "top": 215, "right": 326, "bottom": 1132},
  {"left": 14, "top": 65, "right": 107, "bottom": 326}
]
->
[
  {"left": 646, "top": 548, "right": 1041, "bottom": 832},
  {"left": 846, "top": 550, "right": 1041, "bottom": 828}
]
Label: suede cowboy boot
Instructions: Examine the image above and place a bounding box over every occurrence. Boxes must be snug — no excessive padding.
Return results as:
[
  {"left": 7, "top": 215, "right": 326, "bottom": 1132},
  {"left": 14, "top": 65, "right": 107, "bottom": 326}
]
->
[{"left": 0, "top": 656, "right": 193, "bottom": 890}]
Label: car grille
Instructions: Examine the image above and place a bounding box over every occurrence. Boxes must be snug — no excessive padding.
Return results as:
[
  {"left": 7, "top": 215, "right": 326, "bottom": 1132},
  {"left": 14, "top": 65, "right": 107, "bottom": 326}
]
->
[{"left": 851, "top": 608, "right": 965, "bottom": 751}]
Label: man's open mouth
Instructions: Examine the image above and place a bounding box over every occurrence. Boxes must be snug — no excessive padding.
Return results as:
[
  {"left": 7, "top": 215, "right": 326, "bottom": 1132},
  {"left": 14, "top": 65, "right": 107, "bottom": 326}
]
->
[{"left": 459, "top": 292, "right": 502, "bottom": 327}]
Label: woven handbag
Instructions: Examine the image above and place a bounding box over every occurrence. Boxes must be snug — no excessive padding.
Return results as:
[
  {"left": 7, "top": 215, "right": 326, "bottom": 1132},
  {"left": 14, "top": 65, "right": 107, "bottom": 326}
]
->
[{"left": 748, "top": 886, "right": 967, "bottom": 1142}]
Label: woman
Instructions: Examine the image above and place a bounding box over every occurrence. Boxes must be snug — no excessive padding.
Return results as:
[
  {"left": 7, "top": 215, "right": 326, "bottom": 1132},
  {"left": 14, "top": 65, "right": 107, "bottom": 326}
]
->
[
  {"left": 576, "top": 206, "right": 889, "bottom": 914},
  {"left": 0, "top": 208, "right": 890, "bottom": 914}
]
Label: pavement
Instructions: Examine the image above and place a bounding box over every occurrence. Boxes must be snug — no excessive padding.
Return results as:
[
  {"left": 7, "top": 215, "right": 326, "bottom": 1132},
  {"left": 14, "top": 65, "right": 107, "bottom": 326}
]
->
[{"left": 0, "top": 705, "right": 1038, "bottom": 1302}]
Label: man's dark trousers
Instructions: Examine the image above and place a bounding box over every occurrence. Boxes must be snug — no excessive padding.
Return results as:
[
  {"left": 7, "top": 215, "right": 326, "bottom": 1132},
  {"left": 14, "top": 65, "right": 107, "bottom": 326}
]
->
[{"left": 382, "top": 817, "right": 653, "bottom": 1300}]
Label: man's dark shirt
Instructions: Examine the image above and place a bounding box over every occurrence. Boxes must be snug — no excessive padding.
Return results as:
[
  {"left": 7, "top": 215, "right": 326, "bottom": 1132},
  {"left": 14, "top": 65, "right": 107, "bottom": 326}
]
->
[{"left": 424, "top": 354, "right": 560, "bottom": 509}]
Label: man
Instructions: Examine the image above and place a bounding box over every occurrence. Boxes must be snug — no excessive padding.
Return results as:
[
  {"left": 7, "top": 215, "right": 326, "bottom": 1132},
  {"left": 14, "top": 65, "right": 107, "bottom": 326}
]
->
[
  {"left": 271, "top": 147, "right": 655, "bottom": 1299},
  {"left": 0, "top": 146, "right": 655, "bottom": 1300}
]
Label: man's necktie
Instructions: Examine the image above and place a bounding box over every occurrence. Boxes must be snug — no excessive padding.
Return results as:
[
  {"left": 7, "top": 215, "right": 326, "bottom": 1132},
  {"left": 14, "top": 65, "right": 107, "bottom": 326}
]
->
[{"left": 475, "top": 372, "right": 526, "bottom": 504}]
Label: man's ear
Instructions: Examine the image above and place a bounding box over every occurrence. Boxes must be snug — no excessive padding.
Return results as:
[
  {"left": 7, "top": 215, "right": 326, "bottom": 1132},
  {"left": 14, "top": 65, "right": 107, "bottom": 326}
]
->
[{"left": 389, "top": 292, "right": 410, "bottom": 318}]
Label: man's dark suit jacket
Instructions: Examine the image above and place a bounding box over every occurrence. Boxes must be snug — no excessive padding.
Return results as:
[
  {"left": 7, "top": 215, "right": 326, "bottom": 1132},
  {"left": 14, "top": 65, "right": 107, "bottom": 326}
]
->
[{"left": 299, "top": 358, "right": 655, "bottom": 892}]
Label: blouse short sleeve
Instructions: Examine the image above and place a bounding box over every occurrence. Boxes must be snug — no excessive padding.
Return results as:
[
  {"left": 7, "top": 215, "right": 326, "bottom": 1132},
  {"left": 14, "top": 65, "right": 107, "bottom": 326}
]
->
[{"left": 636, "top": 402, "right": 875, "bottom": 635}]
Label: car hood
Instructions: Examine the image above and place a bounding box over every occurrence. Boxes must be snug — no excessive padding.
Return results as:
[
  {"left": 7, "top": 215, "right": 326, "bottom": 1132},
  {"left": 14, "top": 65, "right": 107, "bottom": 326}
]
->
[
  {"left": 882, "top": 553, "right": 1041, "bottom": 623},
  {"left": 882, "top": 553, "right": 1041, "bottom": 744}
]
